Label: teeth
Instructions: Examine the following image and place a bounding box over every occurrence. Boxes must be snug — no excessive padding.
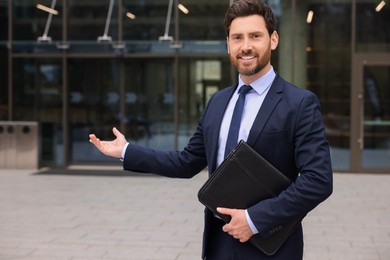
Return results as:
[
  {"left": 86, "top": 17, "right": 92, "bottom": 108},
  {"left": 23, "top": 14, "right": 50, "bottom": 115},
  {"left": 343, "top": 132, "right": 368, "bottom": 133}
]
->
[{"left": 241, "top": 56, "right": 254, "bottom": 60}]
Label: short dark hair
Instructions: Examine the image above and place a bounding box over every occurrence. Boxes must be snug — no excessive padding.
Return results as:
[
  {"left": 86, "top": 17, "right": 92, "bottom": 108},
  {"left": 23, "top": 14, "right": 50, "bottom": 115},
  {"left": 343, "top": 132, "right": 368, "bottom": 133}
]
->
[{"left": 224, "top": 0, "right": 276, "bottom": 37}]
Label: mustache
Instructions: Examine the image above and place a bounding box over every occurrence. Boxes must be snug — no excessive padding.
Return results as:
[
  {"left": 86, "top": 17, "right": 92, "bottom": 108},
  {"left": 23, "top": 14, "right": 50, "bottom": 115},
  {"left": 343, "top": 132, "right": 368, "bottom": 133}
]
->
[{"left": 237, "top": 50, "right": 256, "bottom": 57}]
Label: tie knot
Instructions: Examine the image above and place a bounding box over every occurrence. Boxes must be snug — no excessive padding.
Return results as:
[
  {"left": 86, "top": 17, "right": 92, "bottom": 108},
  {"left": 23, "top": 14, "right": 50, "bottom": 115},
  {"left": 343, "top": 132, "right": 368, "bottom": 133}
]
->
[{"left": 239, "top": 85, "right": 252, "bottom": 95}]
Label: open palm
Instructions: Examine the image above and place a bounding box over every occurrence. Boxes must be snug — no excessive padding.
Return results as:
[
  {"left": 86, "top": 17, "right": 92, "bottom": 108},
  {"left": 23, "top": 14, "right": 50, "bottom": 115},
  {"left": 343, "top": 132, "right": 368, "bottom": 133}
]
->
[{"left": 89, "top": 127, "right": 127, "bottom": 158}]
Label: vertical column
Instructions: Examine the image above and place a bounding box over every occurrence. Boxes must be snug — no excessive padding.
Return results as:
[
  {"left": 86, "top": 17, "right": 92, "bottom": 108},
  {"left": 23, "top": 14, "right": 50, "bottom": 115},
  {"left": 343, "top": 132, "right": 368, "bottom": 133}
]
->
[{"left": 278, "top": 0, "right": 308, "bottom": 88}]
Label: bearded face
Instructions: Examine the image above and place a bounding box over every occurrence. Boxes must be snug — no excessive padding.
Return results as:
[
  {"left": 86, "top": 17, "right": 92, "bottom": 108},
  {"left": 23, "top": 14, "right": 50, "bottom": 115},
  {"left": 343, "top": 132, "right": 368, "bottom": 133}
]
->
[
  {"left": 230, "top": 43, "right": 272, "bottom": 77},
  {"left": 227, "top": 15, "right": 278, "bottom": 82}
]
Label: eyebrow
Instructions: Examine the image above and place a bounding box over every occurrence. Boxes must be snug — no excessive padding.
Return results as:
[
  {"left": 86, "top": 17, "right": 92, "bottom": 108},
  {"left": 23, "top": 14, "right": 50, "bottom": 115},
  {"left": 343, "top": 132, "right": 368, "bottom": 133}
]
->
[{"left": 229, "top": 31, "right": 264, "bottom": 37}]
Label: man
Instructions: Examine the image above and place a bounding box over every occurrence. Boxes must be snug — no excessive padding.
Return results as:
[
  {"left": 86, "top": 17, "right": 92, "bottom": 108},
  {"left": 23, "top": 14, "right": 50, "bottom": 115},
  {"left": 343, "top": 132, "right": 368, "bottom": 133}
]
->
[{"left": 89, "top": 0, "right": 333, "bottom": 259}]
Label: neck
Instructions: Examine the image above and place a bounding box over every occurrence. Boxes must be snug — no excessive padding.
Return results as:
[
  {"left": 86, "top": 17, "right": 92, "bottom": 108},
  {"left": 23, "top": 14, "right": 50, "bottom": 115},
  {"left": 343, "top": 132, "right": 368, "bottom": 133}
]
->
[{"left": 240, "top": 64, "right": 272, "bottom": 84}]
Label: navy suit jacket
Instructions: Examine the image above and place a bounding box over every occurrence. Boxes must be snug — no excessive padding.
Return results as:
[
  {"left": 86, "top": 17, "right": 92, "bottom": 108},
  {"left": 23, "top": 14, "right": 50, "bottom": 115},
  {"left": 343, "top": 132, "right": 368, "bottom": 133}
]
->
[{"left": 123, "top": 74, "right": 333, "bottom": 259}]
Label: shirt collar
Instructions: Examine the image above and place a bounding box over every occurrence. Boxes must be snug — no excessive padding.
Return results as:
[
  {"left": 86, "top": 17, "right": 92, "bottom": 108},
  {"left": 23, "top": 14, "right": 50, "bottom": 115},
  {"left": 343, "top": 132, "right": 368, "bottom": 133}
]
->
[{"left": 237, "top": 67, "right": 276, "bottom": 95}]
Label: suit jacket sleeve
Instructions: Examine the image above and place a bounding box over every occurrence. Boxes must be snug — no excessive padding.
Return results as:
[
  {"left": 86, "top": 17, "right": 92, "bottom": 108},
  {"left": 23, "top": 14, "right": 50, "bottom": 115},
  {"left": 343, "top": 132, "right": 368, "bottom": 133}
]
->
[
  {"left": 121, "top": 93, "right": 223, "bottom": 178},
  {"left": 247, "top": 90, "right": 333, "bottom": 239},
  {"left": 122, "top": 130, "right": 208, "bottom": 179}
]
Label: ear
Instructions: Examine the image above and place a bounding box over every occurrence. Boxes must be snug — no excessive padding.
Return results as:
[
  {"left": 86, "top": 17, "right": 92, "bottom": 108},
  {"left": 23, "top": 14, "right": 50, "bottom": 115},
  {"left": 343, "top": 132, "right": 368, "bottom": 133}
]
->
[{"left": 270, "top": 31, "right": 279, "bottom": 50}]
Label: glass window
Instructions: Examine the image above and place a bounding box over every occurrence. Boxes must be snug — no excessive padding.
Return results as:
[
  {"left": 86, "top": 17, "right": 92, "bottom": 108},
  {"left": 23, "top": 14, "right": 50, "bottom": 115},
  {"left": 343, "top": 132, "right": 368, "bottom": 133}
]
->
[
  {"left": 68, "top": 0, "right": 118, "bottom": 41},
  {"left": 13, "top": 0, "right": 63, "bottom": 41},
  {"left": 123, "top": 0, "right": 167, "bottom": 41},
  {"left": 178, "top": 1, "right": 228, "bottom": 41},
  {"left": 356, "top": 1, "right": 390, "bottom": 53},
  {"left": 124, "top": 59, "right": 175, "bottom": 150},
  {"left": 68, "top": 59, "right": 120, "bottom": 163},
  {"left": 0, "top": 47, "right": 7, "bottom": 120},
  {"left": 270, "top": 0, "right": 290, "bottom": 80},
  {"left": 177, "top": 58, "right": 232, "bottom": 149},
  {"left": 0, "top": 2, "right": 7, "bottom": 41},
  {"left": 12, "top": 58, "right": 63, "bottom": 165},
  {"left": 304, "top": 1, "right": 352, "bottom": 170},
  {"left": 123, "top": 0, "right": 229, "bottom": 41},
  {"left": 362, "top": 65, "right": 390, "bottom": 169}
]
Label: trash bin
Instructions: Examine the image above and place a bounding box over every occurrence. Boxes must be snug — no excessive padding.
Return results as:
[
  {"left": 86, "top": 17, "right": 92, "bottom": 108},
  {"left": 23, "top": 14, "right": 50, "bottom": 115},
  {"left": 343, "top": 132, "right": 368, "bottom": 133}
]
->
[
  {"left": 0, "top": 121, "right": 39, "bottom": 169},
  {"left": 0, "top": 123, "right": 17, "bottom": 168}
]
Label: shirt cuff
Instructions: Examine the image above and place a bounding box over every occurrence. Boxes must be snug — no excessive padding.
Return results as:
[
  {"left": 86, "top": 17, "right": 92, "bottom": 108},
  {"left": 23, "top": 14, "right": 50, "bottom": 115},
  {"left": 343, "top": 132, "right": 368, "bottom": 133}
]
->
[
  {"left": 120, "top": 142, "right": 129, "bottom": 161},
  {"left": 245, "top": 209, "right": 259, "bottom": 234}
]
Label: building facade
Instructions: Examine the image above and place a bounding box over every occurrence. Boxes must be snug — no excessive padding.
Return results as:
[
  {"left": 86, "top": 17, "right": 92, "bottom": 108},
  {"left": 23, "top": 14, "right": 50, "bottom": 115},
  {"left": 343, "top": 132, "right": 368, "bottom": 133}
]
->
[{"left": 0, "top": 0, "right": 389, "bottom": 172}]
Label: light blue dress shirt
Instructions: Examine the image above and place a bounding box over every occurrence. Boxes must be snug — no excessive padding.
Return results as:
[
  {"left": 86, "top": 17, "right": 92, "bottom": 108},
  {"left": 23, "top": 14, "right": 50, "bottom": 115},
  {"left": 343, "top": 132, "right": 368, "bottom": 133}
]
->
[{"left": 217, "top": 67, "right": 276, "bottom": 234}]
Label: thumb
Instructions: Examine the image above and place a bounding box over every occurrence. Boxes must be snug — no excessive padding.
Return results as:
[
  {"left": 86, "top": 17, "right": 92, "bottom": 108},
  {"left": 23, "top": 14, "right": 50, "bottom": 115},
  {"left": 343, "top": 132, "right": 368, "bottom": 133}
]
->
[
  {"left": 112, "top": 127, "right": 123, "bottom": 138},
  {"left": 217, "top": 207, "right": 233, "bottom": 216}
]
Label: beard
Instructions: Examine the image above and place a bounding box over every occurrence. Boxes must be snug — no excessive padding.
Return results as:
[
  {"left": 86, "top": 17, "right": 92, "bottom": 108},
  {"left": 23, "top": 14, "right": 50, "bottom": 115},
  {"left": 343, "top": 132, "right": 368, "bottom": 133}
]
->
[
  {"left": 230, "top": 47, "right": 271, "bottom": 77},
  {"left": 238, "top": 62, "right": 265, "bottom": 76}
]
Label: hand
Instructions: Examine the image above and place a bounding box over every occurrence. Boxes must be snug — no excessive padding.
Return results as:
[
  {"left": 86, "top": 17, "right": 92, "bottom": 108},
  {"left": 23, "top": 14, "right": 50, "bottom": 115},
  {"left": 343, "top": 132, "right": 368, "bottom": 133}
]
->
[
  {"left": 217, "top": 207, "right": 254, "bottom": 243},
  {"left": 89, "top": 127, "right": 127, "bottom": 159}
]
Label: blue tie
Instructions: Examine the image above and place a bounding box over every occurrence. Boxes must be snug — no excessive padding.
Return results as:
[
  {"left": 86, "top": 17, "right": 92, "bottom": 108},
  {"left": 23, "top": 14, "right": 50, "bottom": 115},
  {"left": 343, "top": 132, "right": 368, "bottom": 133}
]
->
[{"left": 224, "top": 85, "right": 252, "bottom": 158}]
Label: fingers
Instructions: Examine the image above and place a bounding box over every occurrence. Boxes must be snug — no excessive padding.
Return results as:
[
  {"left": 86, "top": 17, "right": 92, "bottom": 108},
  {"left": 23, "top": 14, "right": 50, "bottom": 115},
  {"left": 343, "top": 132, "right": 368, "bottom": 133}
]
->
[
  {"left": 89, "top": 134, "right": 99, "bottom": 146},
  {"left": 217, "top": 207, "right": 234, "bottom": 233},
  {"left": 222, "top": 223, "right": 251, "bottom": 243},
  {"left": 89, "top": 134, "right": 109, "bottom": 155},
  {"left": 88, "top": 130, "right": 124, "bottom": 158},
  {"left": 216, "top": 207, "right": 232, "bottom": 216},
  {"left": 89, "top": 134, "right": 104, "bottom": 153},
  {"left": 90, "top": 127, "right": 123, "bottom": 143},
  {"left": 217, "top": 207, "right": 253, "bottom": 243}
]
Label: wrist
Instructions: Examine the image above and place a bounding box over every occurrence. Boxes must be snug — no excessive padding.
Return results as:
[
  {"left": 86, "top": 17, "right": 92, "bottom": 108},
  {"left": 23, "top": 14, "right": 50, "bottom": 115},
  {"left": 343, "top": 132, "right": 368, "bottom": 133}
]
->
[{"left": 120, "top": 142, "right": 129, "bottom": 161}]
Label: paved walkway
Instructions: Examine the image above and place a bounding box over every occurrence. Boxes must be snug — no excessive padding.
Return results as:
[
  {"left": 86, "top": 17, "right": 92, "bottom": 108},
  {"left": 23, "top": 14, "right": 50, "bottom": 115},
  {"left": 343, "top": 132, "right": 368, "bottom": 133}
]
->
[{"left": 0, "top": 168, "right": 389, "bottom": 260}]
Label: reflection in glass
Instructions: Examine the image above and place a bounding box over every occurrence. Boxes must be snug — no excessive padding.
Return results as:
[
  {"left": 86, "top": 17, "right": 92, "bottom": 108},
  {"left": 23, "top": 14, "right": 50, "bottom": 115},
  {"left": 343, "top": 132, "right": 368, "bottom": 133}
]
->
[
  {"left": 0, "top": 47, "right": 7, "bottom": 120},
  {"left": 304, "top": 1, "right": 352, "bottom": 170},
  {"left": 13, "top": 0, "right": 63, "bottom": 41},
  {"left": 68, "top": 59, "right": 120, "bottom": 163},
  {"left": 68, "top": 0, "right": 118, "bottom": 41},
  {"left": 13, "top": 58, "right": 63, "bottom": 165},
  {"left": 123, "top": 0, "right": 166, "bottom": 41},
  {"left": 124, "top": 59, "right": 175, "bottom": 150},
  {"left": 356, "top": 2, "right": 390, "bottom": 53},
  {"left": 123, "top": 0, "right": 228, "bottom": 41},
  {"left": 178, "top": 1, "right": 228, "bottom": 41},
  {"left": 177, "top": 58, "right": 232, "bottom": 149},
  {"left": 363, "top": 66, "right": 390, "bottom": 168}
]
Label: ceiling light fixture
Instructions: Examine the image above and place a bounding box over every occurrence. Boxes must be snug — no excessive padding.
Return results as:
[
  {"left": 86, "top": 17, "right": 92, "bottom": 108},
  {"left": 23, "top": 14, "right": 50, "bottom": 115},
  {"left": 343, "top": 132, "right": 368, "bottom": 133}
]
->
[
  {"left": 36, "top": 4, "right": 58, "bottom": 15},
  {"left": 306, "top": 10, "right": 314, "bottom": 24},
  {"left": 37, "top": 0, "right": 58, "bottom": 42},
  {"left": 375, "top": 1, "right": 386, "bottom": 12},
  {"left": 178, "top": 4, "right": 189, "bottom": 14},
  {"left": 126, "top": 12, "right": 136, "bottom": 19}
]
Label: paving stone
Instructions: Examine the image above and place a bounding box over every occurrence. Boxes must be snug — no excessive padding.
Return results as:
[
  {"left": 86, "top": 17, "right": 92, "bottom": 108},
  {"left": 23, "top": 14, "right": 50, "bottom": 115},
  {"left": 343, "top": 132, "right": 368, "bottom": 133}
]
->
[{"left": 1, "top": 169, "right": 390, "bottom": 260}]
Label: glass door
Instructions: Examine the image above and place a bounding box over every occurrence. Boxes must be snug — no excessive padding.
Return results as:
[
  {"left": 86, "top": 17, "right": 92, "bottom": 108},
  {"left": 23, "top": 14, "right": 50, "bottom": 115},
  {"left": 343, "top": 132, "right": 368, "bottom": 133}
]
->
[
  {"left": 351, "top": 54, "right": 390, "bottom": 172},
  {"left": 12, "top": 58, "right": 64, "bottom": 166}
]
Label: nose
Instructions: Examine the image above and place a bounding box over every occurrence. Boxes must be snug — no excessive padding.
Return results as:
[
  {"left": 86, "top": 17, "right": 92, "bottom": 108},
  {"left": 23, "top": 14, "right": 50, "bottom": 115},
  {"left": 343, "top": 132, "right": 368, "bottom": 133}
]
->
[{"left": 241, "top": 38, "right": 252, "bottom": 52}]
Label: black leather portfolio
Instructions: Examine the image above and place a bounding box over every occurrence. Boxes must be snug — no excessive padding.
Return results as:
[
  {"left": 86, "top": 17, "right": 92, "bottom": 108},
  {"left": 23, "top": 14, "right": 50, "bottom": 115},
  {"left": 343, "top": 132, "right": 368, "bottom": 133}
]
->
[{"left": 198, "top": 140, "right": 302, "bottom": 256}]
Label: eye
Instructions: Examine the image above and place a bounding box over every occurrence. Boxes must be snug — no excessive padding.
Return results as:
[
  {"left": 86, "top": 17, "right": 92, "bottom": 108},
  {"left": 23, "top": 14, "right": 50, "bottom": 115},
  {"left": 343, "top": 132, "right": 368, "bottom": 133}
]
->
[{"left": 230, "top": 35, "right": 242, "bottom": 41}]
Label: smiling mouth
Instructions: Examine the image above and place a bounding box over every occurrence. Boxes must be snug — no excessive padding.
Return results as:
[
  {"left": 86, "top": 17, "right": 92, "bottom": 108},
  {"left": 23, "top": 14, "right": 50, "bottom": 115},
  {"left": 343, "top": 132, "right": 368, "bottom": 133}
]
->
[{"left": 240, "top": 56, "right": 256, "bottom": 60}]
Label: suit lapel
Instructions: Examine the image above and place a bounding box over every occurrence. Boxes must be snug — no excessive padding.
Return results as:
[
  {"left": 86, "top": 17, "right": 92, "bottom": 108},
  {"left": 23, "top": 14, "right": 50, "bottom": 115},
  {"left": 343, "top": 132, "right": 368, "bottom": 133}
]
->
[
  {"left": 247, "top": 75, "right": 284, "bottom": 146},
  {"left": 208, "top": 85, "right": 236, "bottom": 172}
]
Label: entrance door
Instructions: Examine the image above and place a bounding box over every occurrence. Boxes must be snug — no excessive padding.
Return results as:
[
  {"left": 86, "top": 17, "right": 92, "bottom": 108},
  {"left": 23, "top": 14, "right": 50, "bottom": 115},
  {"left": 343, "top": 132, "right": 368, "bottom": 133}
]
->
[{"left": 351, "top": 54, "right": 390, "bottom": 172}]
